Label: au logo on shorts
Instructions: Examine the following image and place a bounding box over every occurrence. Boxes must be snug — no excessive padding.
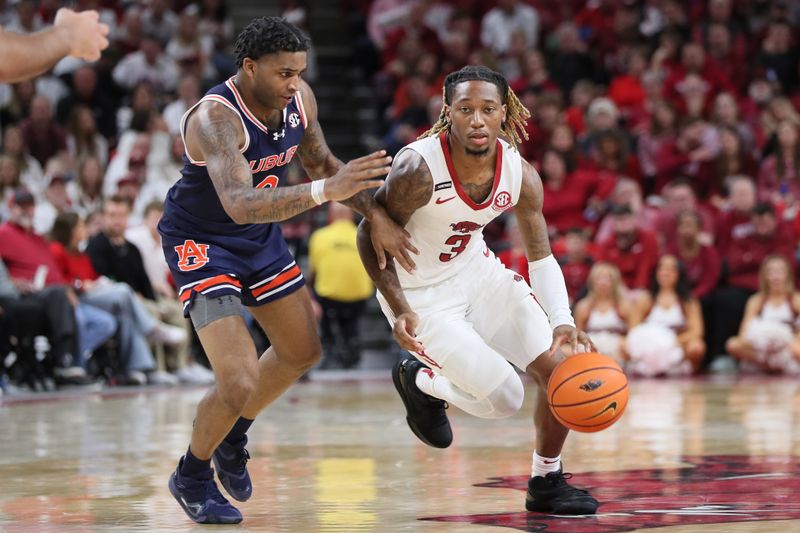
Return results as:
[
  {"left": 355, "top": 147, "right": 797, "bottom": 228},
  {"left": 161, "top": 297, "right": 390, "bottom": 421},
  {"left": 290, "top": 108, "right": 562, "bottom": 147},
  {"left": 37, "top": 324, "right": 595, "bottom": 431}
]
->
[{"left": 175, "top": 239, "right": 210, "bottom": 271}]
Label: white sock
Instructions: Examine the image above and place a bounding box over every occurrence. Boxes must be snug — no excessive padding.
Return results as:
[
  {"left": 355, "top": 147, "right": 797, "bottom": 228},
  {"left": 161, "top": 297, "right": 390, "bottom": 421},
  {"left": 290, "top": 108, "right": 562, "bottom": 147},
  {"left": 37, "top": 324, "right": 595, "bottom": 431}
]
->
[
  {"left": 414, "top": 368, "right": 497, "bottom": 418},
  {"left": 532, "top": 451, "right": 561, "bottom": 478}
]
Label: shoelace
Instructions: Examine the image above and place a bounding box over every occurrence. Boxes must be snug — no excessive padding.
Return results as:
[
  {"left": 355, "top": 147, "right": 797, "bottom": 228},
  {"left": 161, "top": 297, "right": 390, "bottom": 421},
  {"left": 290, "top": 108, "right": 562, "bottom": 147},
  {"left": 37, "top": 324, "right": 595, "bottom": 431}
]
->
[
  {"left": 235, "top": 448, "right": 250, "bottom": 474},
  {"left": 205, "top": 479, "right": 229, "bottom": 504},
  {"left": 551, "top": 472, "right": 591, "bottom": 495}
]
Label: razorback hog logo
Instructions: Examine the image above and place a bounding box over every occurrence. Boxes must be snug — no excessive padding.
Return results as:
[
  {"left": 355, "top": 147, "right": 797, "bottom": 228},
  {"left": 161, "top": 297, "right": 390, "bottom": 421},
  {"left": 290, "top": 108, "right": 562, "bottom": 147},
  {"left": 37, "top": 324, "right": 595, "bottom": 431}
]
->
[
  {"left": 249, "top": 145, "right": 297, "bottom": 174},
  {"left": 422, "top": 455, "right": 800, "bottom": 532},
  {"left": 175, "top": 240, "right": 209, "bottom": 271},
  {"left": 492, "top": 191, "right": 512, "bottom": 212},
  {"left": 450, "top": 221, "right": 485, "bottom": 234}
]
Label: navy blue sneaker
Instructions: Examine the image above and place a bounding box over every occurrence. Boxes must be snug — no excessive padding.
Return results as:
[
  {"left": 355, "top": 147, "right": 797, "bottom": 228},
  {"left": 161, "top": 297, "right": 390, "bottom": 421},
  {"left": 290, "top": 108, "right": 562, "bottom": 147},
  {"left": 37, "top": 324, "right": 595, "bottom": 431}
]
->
[
  {"left": 168, "top": 457, "right": 243, "bottom": 524},
  {"left": 213, "top": 436, "right": 252, "bottom": 502}
]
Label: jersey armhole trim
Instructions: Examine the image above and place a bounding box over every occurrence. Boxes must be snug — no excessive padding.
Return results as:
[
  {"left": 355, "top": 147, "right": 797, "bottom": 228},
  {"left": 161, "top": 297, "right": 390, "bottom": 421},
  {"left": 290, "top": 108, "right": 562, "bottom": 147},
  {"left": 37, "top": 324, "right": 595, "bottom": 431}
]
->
[
  {"left": 295, "top": 90, "right": 308, "bottom": 128},
  {"left": 179, "top": 95, "right": 251, "bottom": 167}
]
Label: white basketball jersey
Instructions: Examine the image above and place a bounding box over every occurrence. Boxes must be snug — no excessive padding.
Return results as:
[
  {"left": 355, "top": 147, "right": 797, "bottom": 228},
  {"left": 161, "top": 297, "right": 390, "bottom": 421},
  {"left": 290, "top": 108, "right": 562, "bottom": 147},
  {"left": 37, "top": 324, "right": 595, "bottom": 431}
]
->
[{"left": 394, "top": 132, "right": 523, "bottom": 289}]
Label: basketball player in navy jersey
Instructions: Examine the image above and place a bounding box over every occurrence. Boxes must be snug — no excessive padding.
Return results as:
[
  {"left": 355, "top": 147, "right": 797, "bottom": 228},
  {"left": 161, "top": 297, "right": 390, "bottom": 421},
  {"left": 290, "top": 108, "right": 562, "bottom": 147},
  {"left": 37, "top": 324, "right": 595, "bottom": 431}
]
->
[
  {"left": 357, "top": 66, "right": 599, "bottom": 514},
  {"left": 160, "top": 17, "right": 416, "bottom": 524}
]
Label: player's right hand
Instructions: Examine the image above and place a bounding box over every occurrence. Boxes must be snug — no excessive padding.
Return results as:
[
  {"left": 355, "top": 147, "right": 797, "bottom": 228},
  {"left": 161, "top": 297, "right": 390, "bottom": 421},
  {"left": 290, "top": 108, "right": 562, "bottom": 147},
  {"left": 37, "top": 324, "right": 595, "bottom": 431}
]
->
[
  {"left": 393, "top": 312, "right": 424, "bottom": 353},
  {"left": 55, "top": 8, "right": 110, "bottom": 62},
  {"left": 324, "top": 150, "right": 392, "bottom": 202}
]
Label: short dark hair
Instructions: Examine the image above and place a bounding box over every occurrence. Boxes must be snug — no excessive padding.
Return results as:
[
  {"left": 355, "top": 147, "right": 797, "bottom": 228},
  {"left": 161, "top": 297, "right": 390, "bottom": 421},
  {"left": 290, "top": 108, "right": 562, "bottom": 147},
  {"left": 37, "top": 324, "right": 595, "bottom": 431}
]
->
[
  {"left": 106, "top": 195, "right": 132, "bottom": 211},
  {"left": 752, "top": 202, "right": 775, "bottom": 216},
  {"left": 233, "top": 16, "right": 311, "bottom": 68}
]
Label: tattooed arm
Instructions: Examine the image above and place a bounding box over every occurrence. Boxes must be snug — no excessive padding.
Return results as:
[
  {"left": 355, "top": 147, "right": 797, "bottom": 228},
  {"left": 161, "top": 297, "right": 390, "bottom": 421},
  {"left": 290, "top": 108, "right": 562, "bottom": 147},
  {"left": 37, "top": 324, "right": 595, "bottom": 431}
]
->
[
  {"left": 514, "top": 160, "right": 553, "bottom": 261},
  {"left": 298, "top": 81, "right": 419, "bottom": 271},
  {"left": 187, "top": 100, "right": 389, "bottom": 224},
  {"left": 356, "top": 149, "right": 432, "bottom": 351},
  {"left": 515, "top": 160, "right": 596, "bottom": 354}
]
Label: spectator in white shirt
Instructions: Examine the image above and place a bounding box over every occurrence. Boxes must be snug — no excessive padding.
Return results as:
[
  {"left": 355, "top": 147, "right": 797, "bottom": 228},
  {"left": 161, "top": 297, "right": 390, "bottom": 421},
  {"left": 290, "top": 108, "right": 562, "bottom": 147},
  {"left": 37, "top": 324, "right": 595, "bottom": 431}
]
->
[
  {"left": 480, "top": 0, "right": 539, "bottom": 55},
  {"left": 112, "top": 34, "right": 179, "bottom": 93},
  {"left": 162, "top": 75, "right": 200, "bottom": 136}
]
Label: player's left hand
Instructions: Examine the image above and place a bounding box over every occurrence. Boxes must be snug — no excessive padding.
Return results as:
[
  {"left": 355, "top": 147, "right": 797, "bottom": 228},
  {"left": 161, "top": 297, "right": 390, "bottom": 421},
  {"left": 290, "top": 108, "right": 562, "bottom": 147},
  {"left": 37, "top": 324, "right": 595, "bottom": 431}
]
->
[
  {"left": 548, "top": 325, "right": 597, "bottom": 358},
  {"left": 369, "top": 209, "right": 419, "bottom": 273}
]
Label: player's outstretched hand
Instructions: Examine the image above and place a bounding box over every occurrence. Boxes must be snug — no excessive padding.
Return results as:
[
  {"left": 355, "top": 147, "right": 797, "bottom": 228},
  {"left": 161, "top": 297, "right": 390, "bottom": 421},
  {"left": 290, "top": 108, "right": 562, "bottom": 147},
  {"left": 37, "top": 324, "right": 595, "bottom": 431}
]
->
[
  {"left": 324, "top": 150, "right": 392, "bottom": 202},
  {"left": 55, "top": 8, "right": 110, "bottom": 62},
  {"left": 548, "top": 325, "right": 597, "bottom": 358},
  {"left": 393, "top": 312, "right": 424, "bottom": 353}
]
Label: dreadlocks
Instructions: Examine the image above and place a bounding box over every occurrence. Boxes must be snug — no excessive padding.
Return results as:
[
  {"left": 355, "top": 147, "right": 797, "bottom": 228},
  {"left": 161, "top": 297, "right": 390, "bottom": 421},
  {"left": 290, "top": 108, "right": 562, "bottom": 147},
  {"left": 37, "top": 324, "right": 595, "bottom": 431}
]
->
[{"left": 419, "top": 65, "right": 531, "bottom": 151}]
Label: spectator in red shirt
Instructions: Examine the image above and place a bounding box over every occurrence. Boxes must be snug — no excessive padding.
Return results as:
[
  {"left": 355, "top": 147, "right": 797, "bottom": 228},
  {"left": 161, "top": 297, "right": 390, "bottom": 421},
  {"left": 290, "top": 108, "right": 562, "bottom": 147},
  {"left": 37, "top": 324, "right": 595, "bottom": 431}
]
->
[
  {"left": 703, "top": 23, "right": 748, "bottom": 94},
  {"left": 20, "top": 95, "right": 67, "bottom": 167},
  {"left": 539, "top": 148, "right": 594, "bottom": 237},
  {"left": 0, "top": 188, "right": 84, "bottom": 381},
  {"left": 596, "top": 204, "right": 659, "bottom": 290},
  {"left": 519, "top": 91, "right": 561, "bottom": 163},
  {"left": 711, "top": 126, "right": 757, "bottom": 208},
  {"left": 497, "top": 215, "right": 528, "bottom": 285},
  {"left": 667, "top": 210, "right": 720, "bottom": 300},
  {"left": 587, "top": 129, "right": 641, "bottom": 195},
  {"left": 653, "top": 117, "right": 719, "bottom": 196},
  {"left": 715, "top": 175, "right": 757, "bottom": 254},
  {"left": 563, "top": 80, "right": 596, "bottom": 137},
  {"left": 654, "top": 178, "right": 716, "bottom": 251},
  {"left": 557, "top": 228, "right": 593, "bottom": 305},
  {"left": 757, "top": 120, "right": 800, "bottom": 215},
  {"left": 637, "top": 100, "right": 678, "bottom": 194},
  {"left": 49, "top": 212, "right": 184, "bottom": 384},
  {"left": 594, "top": 178, "right": 661, "bottom": 244},
  {"left": 711, "top": 92, "right": 757, "bottom": 155},
  {"left": 664, "top": 42, "right": 733, "bottom": 117},
  {"left": 510, "top": 49, "right": 558, "bottom": 95},
  {"left": 608, "top": 48, "right": 647, "bottom": 119},
  {"left": 710, "top": 202, "right": 796, "bottom": 359}
]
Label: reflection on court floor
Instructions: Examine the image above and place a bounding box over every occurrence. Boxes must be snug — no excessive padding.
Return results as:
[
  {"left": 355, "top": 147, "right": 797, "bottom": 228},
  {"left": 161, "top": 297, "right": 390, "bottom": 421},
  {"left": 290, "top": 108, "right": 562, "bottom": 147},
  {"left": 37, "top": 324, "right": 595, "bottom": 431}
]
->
[{"left": 1, "top": 376, "right": 799, "bottom": 532}]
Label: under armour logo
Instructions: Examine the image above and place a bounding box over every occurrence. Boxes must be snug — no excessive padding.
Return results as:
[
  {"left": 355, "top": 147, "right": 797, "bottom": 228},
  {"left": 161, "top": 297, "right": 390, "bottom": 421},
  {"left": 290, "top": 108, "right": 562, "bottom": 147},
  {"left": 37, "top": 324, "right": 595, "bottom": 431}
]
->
[{"left": 273, "top": 130, "right": 286, "bottom": 141}]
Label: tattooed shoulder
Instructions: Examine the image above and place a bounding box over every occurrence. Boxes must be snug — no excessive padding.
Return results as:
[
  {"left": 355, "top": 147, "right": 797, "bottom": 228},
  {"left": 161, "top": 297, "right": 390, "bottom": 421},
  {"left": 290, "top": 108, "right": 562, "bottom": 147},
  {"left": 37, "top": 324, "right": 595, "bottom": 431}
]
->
[{"left": 379, "top": 149, "right": 433, "bottom": 227}]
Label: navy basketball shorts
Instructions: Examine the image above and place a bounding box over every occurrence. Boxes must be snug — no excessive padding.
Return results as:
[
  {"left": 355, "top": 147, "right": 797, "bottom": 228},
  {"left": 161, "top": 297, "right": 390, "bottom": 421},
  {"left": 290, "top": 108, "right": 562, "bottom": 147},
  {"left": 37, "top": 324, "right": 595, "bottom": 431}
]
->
[{"left": 160, "top": 226, "right": 305, "bottom": 318}]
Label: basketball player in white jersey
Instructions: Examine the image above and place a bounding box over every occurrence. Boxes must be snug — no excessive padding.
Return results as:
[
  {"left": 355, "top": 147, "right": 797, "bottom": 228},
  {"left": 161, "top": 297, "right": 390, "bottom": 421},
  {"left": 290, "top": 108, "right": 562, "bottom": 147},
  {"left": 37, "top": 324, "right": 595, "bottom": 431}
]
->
[{"left": 357, "top": 66, "right": 599, "bottom": 514}]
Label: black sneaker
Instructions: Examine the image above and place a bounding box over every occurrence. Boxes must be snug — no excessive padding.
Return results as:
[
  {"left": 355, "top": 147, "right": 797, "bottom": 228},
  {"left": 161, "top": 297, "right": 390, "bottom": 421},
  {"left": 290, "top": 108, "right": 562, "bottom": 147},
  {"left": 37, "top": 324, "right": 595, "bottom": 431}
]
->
[
  {"left": 392, "top": 358, "right": 452, "bottom": 448},
  {"left": 525, "top": 468, "right": 598, "bottom": 515},
  {"left": 168, "top": 457, "right": 243, "bottom": 524},
  {"left": 213, "top": 436, "right": 252, "bottom": 502}
]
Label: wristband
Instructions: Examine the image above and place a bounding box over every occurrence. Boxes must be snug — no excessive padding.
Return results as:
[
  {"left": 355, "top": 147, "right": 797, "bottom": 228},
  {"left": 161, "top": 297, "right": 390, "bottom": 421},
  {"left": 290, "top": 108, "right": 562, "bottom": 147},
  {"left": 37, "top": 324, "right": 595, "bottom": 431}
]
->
[
  {"left": 528, "top": 254, "right": 576, "bottom": 330},
  {"left": 310, "top": 179, "right": 328, "bottom": 205}
]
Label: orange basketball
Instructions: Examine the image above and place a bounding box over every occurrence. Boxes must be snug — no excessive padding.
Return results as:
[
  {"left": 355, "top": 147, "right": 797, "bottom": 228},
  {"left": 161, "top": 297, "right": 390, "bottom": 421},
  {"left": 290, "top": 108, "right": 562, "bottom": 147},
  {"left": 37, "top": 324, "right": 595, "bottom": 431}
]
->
[{"left": 547, "top": 352, "right": 628, "bottom": 433}]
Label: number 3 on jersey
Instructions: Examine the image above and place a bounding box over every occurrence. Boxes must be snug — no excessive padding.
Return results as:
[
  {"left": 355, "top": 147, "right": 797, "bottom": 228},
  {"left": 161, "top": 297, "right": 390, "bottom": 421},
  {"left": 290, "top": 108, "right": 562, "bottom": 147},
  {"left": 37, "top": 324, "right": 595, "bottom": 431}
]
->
[{"left": 439, "top": 234, "right": 471, "bottom": 262}]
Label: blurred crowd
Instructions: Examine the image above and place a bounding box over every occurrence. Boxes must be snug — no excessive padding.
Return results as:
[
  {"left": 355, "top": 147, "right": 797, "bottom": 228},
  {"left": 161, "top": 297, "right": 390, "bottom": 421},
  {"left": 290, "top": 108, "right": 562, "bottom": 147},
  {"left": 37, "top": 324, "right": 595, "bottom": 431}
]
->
[
  {"left": 355, "top": 0, "right": 800, "bottom": 376},
  {"left": 0, "top": 0, "right": 240, "bottom": 392},
  {"left": 4, "top": 0, "right": 800, "bottom": 394}
]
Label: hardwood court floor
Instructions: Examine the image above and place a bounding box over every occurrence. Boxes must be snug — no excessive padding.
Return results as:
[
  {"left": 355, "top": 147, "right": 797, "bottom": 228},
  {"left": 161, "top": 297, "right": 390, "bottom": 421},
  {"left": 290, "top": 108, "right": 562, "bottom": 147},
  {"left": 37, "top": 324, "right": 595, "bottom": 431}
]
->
[{"left": 1, "top": 375, "right": 800, "bottom": 532}]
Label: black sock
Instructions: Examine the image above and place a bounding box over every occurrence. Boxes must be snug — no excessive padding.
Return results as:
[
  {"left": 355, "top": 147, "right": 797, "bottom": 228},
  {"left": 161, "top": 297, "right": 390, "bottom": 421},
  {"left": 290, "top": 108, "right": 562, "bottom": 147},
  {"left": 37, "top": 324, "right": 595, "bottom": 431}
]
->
[
  {"left": 224, "top": 417, "right": 254, "bottom": 444},
  {"left": 181, "top": 447, "right": 211, "bottom": 477}
]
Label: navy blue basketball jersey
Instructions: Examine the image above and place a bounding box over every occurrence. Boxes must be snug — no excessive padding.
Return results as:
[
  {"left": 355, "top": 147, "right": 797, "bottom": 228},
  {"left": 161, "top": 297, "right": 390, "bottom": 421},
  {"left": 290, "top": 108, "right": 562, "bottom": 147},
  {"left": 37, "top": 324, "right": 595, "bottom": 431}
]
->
[
  {"left": 161, "top": 76, "right": 308, "bottom": 241},
  {"left": 158, "top": 76, "right": 309, "bottom": 315}
]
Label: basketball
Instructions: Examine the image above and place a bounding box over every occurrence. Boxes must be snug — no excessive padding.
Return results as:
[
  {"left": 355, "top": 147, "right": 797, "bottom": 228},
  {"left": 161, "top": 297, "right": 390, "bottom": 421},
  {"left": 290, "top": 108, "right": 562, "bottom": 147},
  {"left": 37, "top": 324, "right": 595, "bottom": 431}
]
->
[{"left": 547, "top": 352, "right": 629, "bottom": 433}]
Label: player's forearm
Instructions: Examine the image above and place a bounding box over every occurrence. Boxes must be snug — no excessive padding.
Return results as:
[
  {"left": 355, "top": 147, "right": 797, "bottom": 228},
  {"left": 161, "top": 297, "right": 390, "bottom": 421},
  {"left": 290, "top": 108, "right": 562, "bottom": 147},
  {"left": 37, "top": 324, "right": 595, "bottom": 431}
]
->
[
  {"left": 225, "top": 182, "right": 319, "bottom": 224},
  {"left": 308, "top": 154, "right": 382, "bottom": 219},
  {"left": 357, "top": 221, "right": 412, "bottom": 316},
  {"left": 0, "top": 26, "right": 71, "bottom": 83}
]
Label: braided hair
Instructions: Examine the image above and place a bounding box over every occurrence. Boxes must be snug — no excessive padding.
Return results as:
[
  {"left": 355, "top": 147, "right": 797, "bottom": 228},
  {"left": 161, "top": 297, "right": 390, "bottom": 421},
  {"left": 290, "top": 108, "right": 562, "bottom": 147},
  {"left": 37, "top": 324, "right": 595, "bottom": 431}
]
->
[
  {"left": 419, "top": 65, "right": 531, "bottom": 151},
  {"left": 233, "top": 17, "right": 311, "bottom": 68}
]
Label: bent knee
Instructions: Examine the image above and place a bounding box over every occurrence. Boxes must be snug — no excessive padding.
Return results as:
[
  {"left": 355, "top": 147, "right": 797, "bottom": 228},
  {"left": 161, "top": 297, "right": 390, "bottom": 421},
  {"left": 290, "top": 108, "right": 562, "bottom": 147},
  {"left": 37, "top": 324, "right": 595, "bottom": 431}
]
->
[
  {"left": 485, "top": 372, "right": 525, "bottom": 419},
  {"left": 218, "top": 372, "right": 258, "bottom": 412},
  {"left": 284, "top": 337, "right": 322, "bottom": 373}
]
